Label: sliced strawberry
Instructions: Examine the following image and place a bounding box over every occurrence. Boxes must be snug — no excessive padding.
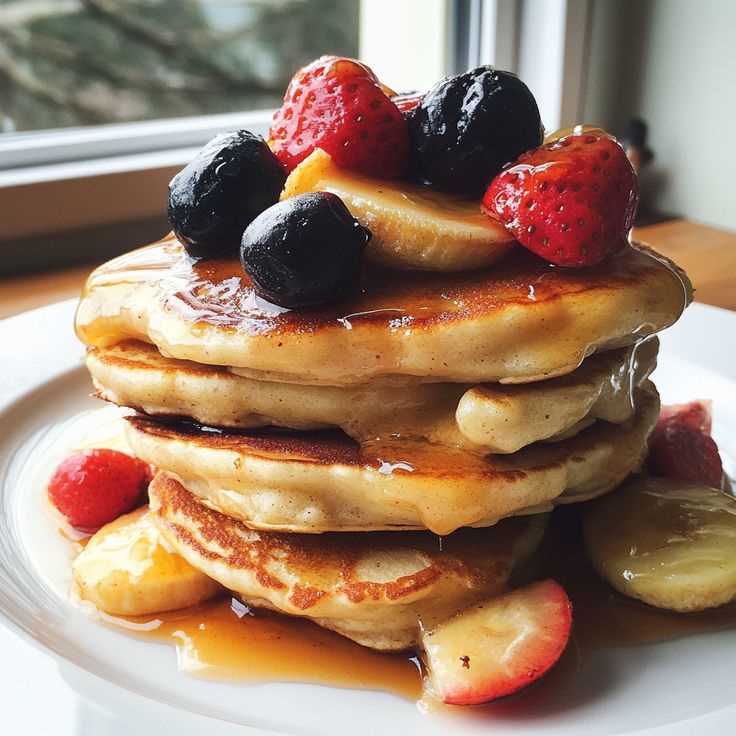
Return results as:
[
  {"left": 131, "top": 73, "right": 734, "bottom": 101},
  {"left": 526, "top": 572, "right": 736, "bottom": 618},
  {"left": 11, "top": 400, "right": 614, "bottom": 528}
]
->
[
  {"left": 421, "top": 580, "right": 572, "bottom": 705},
  {"left": 482, "top": 131, "right": 638, "bottom": 267},
  {"left": 649, "top": 402, "right": 723, "bottom": 488},
  {"left": 269, "top": 55, "right": 409, "bottom": 178},
  {"left": 48, "top": 449, "right": 151, "bottom": 531}
]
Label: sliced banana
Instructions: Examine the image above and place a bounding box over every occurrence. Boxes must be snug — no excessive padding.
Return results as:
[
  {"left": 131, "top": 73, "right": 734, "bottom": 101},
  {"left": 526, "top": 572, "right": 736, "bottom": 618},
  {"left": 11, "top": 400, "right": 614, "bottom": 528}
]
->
[
  {"left": 583, "top": 476, "right": 736, "bottom": 612},
  {"left": 281, "top": 148, "right": 514, "bottom": 272},
  {"left": 73, "top": 506, "right": 221, "bottom": 616}
]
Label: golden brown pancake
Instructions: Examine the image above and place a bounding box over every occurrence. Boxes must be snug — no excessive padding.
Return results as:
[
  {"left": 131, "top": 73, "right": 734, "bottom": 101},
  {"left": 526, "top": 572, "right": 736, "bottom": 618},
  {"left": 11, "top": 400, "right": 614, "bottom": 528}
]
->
[
  {"left": 149, "top": 473, "right": 547, "bottom": 650},
  {"left": 127, "top": 385, "right": 660, "bottom": 535},
  {"left": 75, "top": 237, "right": 690, "bottom": 385},
  {"left": 88, "top": 337, "right": 657, "bottom": 453}
]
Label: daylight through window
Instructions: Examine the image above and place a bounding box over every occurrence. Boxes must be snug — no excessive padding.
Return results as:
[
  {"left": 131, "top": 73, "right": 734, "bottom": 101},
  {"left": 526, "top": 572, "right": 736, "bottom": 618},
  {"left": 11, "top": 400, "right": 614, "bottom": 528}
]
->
[{"left": 0, "top": 0, "right": 359, "bottom": 134}]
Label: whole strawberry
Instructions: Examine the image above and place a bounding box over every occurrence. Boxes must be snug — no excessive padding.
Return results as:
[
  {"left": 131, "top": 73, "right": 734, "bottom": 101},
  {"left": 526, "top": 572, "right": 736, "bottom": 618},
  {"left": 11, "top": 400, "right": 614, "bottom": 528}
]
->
[
  {"left": 48, "top": 449, "right": 151, "bottom": 531},
  {"left": 269, "top": 55, "right": 409, "bottom": 178},
  {"left": 649, "top": 402, "right": 724, "bottom": 489},
  {"left": 482, "top": 131, "right": 638, "bottom": 267}
]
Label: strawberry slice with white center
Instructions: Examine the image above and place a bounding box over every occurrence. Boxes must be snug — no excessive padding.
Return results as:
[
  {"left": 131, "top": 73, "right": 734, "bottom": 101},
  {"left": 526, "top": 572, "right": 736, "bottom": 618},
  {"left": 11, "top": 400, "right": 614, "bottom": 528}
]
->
[{"left": 421, "top": 579, "right": 572, "bottom": 705}]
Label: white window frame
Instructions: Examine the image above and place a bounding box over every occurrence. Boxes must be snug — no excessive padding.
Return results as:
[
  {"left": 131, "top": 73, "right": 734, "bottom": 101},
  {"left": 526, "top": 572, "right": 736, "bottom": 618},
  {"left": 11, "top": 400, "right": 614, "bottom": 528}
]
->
[
  {"left": 0, "top": 111, "right": 272, "bottom": 171},
  {"left": 0, "top": 0, "right": 590, "bottom": 249}
]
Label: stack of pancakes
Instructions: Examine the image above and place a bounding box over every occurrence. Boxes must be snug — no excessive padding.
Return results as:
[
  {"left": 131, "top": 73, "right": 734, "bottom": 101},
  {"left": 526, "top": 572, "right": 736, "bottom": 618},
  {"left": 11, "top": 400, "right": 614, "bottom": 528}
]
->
[{"left": 75, "top": 235, "right": 690, "bottom": 650}]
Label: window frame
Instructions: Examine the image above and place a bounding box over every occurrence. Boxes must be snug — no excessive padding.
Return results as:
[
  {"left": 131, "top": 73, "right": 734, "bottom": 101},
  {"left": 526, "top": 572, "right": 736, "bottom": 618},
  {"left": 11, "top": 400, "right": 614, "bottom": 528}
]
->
[
  {"left": 0, "top": 0, "right": 590, "bottom": 251},
  {"left": 0, "top": 110, "right": 272, "bottom": 245},
  {"left": 0, "top": 110, "right": 272, "bottom": 171}
]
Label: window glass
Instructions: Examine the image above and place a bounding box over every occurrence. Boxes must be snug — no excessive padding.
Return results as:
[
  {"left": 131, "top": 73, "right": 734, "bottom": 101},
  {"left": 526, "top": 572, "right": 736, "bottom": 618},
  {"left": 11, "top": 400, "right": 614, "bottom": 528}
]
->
[{"left": 0, "top": 0, "right": 360, "bottom": 134}]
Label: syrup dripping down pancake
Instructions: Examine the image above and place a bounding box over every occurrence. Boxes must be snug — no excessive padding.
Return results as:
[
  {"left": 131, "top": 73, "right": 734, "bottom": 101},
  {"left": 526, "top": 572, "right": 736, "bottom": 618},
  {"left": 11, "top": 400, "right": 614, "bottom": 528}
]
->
[
  {"left": 128, "top": 385, "right": 660, "bottom": 535},
  {"left": 75, "top": 238, "right": 690, "bottom": 386}
]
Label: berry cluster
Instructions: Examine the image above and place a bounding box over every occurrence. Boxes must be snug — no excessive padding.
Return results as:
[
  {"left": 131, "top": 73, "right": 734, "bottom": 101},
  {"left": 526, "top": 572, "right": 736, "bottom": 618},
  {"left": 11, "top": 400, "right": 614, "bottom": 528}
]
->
[{"left": 166, "top": 55, "right": 640, "bottom": 308}]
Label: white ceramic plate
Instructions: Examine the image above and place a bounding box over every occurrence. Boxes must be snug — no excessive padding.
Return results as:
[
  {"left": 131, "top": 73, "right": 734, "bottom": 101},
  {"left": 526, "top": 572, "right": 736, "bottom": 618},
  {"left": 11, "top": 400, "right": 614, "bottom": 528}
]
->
[{"left": 1, "top": 299, "right": 735, "bottom": 736}]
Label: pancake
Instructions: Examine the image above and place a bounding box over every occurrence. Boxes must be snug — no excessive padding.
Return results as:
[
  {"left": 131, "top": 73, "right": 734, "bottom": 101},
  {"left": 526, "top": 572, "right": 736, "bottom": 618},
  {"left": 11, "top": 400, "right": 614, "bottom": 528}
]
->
[
  {"left": 90, "top": 338, "right": 657, "bottom": 454},
  {"left": 127, "top": 384, "right": 660, "bottom": 535},
  {"left": 148, "top": 473, "right": 547, "bottom": 650},
  {"left": 75, "top": 237, "right": 690, "bottom": 386}
]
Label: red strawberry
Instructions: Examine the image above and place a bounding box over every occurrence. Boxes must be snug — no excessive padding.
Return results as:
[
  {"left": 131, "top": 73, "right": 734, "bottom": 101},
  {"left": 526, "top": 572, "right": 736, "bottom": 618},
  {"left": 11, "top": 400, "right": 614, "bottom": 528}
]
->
[
  {"left": 48, "top": 449, "right": 151, "bottom": 531},
  {"left": 421, "top": 580, "right": 572, "bottom": 705},
  {"left": 656, "top": 400, "right": 712, "bottom": 435},
  {"left": 482, "top": 131, "right": 639, "bottom": 267},
  {"left": 649, "top": 402, "right": 723, "bottom": 488},
  {"left": 391, "top": 91, "right": 423, "bottom": 118},
  {"left": 269, "top": 55, "right": 409, "bottom": 178}
]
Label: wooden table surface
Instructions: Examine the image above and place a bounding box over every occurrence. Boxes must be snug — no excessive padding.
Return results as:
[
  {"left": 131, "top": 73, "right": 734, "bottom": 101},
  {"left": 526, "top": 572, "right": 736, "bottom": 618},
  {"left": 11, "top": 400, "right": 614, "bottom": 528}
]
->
[{"left": 0, "top": 218, "right": 734, "bottom": 321}]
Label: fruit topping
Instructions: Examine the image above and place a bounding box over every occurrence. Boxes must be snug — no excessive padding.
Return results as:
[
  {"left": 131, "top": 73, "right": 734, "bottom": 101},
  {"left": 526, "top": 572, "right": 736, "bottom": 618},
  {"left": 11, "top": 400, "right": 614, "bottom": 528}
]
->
[
  {"left": 409, "top": 66, "right": 542, "bottom": 196},
  {"left": 240, "top": 191, "right": 370, "bottom": 308},
  {"left": 281, "top": 149, "right": 513, "bottom": 271},
  {"left": 269, "top": 55, "right": 409, "bottom": 178},
  {"left": 649, "top": 402, "right": 723, "bottom": 488},
  {"left": 421, "top": 580, "right": 572, "bottom": 705},
  {"left": 168, "top": 130, "right": 286, "bottom": 259},
  {"left": 483, "top": 131, "right": 638, "bottom": 267},
  {"left": 584, "top": 476, "right": 736, "bottom": 612},
  {"left": 391, "top": 90, "right": 423, "bottom": 118},
  {"left": 656, "top": 400, "right": 712, "bottom": 434},
  {"left": 48, "top": 449, "right": 151, "bottom": 531},
  {"left": 73, "top": 506, "right": 221, "bottom": 616}
]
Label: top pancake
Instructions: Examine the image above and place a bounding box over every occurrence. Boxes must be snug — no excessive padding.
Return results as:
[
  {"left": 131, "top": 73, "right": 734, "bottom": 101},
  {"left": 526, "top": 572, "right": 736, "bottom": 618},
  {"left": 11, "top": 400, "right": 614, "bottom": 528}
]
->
[{"left": 75, "top": 237, "right": 690, "bottom": 385}]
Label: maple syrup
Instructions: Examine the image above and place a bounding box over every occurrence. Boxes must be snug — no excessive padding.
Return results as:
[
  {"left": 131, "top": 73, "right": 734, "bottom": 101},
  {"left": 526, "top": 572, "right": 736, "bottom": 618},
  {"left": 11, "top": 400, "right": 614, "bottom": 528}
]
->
[
  {"left": 85, "top": 504, "right": 733, "bottom": 704},
  {"left": 78, "top": 237, "right": 688, "bottom": 335},
  {"left": 47, "top": 404, "right": 734, "bottom": 702},
  {"left": 65, "top": 238, "right": 712, "bottom": 702},
  {"left": 537, "top": 506, "right": 736, "bottom": 654},
  {"left": 122, "top": 596, "right": 423, "bottom": 699},
  {"left": 74, "top": 236, "right": 690, "bottom": 388}
]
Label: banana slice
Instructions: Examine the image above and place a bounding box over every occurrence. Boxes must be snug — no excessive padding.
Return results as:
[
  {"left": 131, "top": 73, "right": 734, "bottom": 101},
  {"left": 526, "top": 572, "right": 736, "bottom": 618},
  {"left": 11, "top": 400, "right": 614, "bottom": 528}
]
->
[
  {"left": 73, "top": 506, "right": 221, "bottom": 616},
  {"left": 281, "top": 148, "right": 514, "bottom": 271},
  {"left": 583, "top": 476, "right": 736, "bottom": 612}
]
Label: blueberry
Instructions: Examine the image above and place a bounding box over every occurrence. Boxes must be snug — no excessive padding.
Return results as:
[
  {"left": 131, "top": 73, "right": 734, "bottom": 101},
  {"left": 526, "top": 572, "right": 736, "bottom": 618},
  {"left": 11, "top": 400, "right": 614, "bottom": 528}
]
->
[
  {"left": 409, "top": 67, "right": 542, "bottom": 196},
  {"left": 168, "top": 130, "right": 286, "bottom": 258},
  {"left": 240, "top": 192, "right": 370, "bottom": 309}
]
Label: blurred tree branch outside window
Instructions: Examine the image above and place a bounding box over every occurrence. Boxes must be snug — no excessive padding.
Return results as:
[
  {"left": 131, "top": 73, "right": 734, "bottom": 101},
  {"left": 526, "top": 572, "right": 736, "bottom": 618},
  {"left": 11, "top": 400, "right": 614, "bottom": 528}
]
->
[{"left": 0, "top": 0, "right": 359, "bottom": 133}]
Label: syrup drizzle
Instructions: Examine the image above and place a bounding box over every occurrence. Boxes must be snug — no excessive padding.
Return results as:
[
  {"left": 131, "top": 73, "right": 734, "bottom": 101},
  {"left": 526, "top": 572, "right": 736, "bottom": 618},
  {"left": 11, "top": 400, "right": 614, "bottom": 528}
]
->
[
  {"left": 78, "top": 236, "right": 689, "bottom": 337},
  {"left": 74, "top": 236, "right": 691, "bottom": 393},
  {"left": 95, "top": 505, "right": 736, "bottom": 703}
]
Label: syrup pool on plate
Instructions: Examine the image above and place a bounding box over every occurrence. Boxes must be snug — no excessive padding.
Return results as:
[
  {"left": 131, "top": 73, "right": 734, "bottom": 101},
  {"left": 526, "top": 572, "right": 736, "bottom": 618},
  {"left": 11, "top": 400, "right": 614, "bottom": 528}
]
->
[
  {"left": 538, "top": 505, "right": 736, "bottom": 653},
  {"left": 120, "top": 596, "right": 423, "bottom": 699}
]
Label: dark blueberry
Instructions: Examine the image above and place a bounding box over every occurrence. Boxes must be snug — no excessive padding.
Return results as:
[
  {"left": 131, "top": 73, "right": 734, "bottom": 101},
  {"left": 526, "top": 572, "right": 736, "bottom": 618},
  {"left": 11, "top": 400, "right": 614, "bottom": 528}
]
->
[
  {"left": 240, "top": 192, "right": 370, "bottom": 309},
  {"left": 168, "top": 130, "right": 286, "bottom": 258},
  {"left": 409, "top": 66, "right": 543, "bottom": 196}
]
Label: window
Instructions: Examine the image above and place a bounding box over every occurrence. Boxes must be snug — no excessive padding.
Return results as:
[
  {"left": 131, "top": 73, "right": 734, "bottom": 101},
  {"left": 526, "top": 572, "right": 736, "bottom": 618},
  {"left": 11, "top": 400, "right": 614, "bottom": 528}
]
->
[
  {"left": 0, "top": 0, "right": 360, "bottom": 134},
  {"left": 0, "top": 0, "right": 361, "bottom": 257},
  {"left": 0, "top": 0, "right": 589, "bottom": 267}
]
